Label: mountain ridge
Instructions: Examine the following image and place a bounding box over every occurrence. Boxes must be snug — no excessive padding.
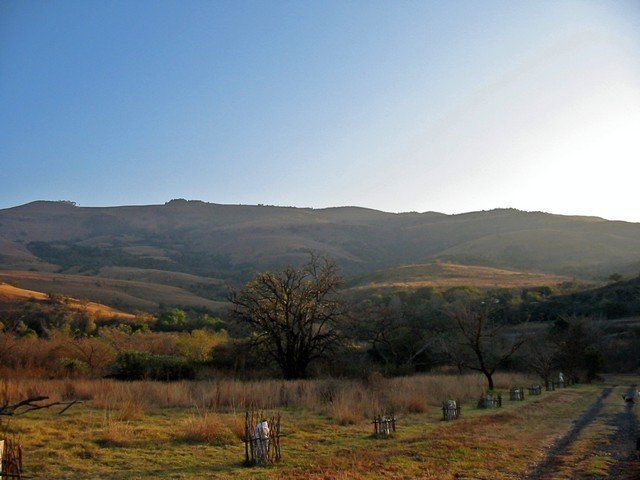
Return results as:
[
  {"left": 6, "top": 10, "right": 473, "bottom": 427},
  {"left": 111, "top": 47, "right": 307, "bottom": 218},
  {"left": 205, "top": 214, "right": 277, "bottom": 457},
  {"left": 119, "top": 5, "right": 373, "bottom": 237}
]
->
[{"left": 2, "top": 199, "right": 613, "bottom": 222}]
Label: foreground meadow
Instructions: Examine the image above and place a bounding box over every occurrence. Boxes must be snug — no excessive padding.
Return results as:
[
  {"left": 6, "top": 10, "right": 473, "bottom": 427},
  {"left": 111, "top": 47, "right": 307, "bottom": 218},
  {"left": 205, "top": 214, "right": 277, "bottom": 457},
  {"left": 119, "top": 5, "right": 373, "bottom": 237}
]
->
[{"left": 1, "top": 374, "right": 638, "bottom": 479}]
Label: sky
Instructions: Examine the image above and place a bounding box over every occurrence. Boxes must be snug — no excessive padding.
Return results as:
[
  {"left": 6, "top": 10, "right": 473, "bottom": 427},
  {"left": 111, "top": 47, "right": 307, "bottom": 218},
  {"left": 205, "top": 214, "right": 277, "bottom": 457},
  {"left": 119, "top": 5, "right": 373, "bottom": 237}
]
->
[{"left": 1, "top": 1, "right": 640, "bottom": 221}]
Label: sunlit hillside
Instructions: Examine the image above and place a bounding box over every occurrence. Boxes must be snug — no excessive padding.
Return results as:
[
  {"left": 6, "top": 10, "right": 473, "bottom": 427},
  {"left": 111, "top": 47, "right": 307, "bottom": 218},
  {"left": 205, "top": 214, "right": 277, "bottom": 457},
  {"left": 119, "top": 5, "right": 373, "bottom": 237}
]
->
[
  {"left": 0, "top": 282, "right": 135, "bottom": 319},
  {"left": 350, "top": 261, "right": 571, "bottom": 290}
]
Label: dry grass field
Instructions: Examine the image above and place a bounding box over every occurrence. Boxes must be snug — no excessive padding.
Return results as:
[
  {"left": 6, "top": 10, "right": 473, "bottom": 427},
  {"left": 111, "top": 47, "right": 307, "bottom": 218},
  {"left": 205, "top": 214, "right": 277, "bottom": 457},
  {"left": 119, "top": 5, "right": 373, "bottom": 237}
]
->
[{"left": 2, "top": 374, "right": 638, "bottom": 479}]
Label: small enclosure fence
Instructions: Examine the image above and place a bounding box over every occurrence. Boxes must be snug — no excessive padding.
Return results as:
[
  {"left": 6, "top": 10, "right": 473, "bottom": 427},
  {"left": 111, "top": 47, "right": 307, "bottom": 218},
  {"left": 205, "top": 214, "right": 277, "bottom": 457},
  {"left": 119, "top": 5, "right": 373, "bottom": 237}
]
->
[
  {"left": 372, "top": 414, "right": 396, "bottom": 437},
  {"left": 528, "top": 385, "right": 542, "bottom": 396},
  {"left": 0, "top": 396, "right": 80, "bottom": 480},
  {"left": 509, "top": 387, "right": 525, "bottom": 401},
  {"left": 477, "top": 392, "right": 502, "bottom": 409},
  {"left": 0, "top": 439, "right": 23, "bottom": 479},
  {"left": 558, "top": 372, "right": 566, "bottom": 388},
  {"left": 442, "top": 400, "right": 461, "bottom": 421},
  {"left": 242, "top": 410, "right": 282, "bottom": 466}
]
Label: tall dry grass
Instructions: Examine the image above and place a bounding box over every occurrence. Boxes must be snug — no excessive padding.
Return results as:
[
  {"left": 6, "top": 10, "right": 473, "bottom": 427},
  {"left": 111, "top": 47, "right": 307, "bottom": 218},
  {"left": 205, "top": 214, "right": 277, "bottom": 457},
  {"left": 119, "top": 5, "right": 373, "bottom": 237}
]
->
[
  {"left": 0, "top": 372, "right": 531, "bottom": 422},
  {"left": 176, "top": 409, "right": 236, "bottom": 444}
]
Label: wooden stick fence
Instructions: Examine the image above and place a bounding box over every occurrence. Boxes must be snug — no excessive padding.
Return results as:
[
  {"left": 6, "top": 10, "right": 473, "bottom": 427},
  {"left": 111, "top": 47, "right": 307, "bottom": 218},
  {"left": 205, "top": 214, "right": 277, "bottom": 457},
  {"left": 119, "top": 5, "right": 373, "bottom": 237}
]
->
[
  {"left": 509, "top": 387, "right": 525, "bottom": 401},
  {"left": 477, "top": 392, "right": 502, "bottom": 408},
  {"left": 372, "top": 414, "right": 396, "bottom": 437},
  {"left": 0, "top": 439, "right": 23, "bottom": 479},
  {"left": 528, "top": 385, "right": 542, "bottom": 396},
  {"left": 442, "top": 400, "right": 461, "bottom": 421},
  {"left": 242, "top": 410, "right": 282, "bottom": 466}
]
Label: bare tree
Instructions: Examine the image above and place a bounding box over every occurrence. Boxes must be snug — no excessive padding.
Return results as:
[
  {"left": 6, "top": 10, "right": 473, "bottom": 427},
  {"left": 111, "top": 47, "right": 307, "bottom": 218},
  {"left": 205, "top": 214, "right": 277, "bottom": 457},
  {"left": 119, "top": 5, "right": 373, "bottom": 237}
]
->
[
  {"left": 446, "top": 302, "right": 525, "bottom": 390},
  {"left": 0, "top": 318, "right": 23, "bottom": 365},
  {"left": 0, "top": 396, "right": 80, "bottom": 416},
  {"left": 521, "top": 333, "right": 556, "bottom": 384},
  {"left": 352, "top": 297, "right": 441, "bottom": 371},
  {"left": 229, "top": 254, "right": 344, "bottom": 379},
  {"left": 63, "top": 336, "right": 116, "bottom": 376},
  {"left": 550, "top": 316, "right": 603, "bottom": 383}
]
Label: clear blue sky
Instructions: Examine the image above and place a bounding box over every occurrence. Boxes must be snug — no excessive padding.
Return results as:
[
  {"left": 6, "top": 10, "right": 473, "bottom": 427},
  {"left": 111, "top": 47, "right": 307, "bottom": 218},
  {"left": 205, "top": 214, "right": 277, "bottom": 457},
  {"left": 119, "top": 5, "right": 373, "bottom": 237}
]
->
[{"left": 1, "top": 1, "right": 639, "bottom": 220}]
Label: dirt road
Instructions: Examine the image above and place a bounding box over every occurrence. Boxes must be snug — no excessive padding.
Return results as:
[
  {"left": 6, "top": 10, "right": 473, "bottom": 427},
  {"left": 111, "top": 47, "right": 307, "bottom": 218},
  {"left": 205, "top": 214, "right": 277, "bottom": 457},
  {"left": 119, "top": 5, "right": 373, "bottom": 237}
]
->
[
  {"left": 606, "top": 385, "right": 639, "bottom": 479},
  {"left": 525, "top": 383, "right": 639, "bottom": 480}
]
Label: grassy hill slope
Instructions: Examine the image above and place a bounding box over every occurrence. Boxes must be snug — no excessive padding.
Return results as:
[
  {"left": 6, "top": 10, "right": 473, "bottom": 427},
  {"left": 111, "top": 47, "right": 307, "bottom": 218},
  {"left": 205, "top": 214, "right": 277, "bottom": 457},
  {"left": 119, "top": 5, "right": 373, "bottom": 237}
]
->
[
  {"left": 0, "top": 282, "right": 135, "bottom": 319},
  {"left": 350, "top": 261, "right": 570, "bottom": 290},
  {"left": 0, "top": 271, "right": 227, "bottom": 312}
]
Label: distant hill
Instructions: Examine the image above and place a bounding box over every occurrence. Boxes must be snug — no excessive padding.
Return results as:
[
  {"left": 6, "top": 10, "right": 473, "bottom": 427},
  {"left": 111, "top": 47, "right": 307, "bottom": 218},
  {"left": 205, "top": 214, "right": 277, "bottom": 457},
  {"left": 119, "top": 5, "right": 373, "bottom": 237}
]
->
[{"left": 1, "top": 200, "right": 639, "bottom": 310}]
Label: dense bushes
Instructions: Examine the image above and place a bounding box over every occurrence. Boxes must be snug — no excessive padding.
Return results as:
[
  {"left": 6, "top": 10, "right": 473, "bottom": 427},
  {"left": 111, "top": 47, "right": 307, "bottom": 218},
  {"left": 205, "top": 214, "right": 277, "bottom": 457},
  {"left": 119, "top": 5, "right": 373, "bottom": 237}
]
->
[
  {"left": 156, "top": 309, "right": 225, "bottom": 332},
  {"left": 524, "top": 276, "right": 640, "bottom": 320},
  {"left": 112, "top": 351, "right": 195, "bottom": 381},
  {"left": 0, "top": 326, "right": 228, "bottom": 379},
  {"left": 0, "top": 300, "right": 225, "bottom": 338}
]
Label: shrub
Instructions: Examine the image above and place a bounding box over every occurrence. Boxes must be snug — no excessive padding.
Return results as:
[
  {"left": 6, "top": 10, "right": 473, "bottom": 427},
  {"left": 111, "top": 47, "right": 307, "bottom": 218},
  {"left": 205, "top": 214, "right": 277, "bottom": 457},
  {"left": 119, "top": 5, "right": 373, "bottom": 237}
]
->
[
  {"left": 601, "top": 300, "right": 630, "bottom": 319},
  {"left": 59, "top": 358, "right": 89, "bottom": 378},
  {"left": 156, "top": 309, "right": 189, "bottom": 331}
]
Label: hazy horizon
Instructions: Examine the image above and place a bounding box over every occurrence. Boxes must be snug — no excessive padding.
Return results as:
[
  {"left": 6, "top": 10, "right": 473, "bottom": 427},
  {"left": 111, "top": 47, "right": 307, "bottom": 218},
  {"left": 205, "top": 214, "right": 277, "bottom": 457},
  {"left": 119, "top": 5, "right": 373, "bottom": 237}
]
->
[{"left": 2, "top": 1, "right": 640, "bottom": 220}]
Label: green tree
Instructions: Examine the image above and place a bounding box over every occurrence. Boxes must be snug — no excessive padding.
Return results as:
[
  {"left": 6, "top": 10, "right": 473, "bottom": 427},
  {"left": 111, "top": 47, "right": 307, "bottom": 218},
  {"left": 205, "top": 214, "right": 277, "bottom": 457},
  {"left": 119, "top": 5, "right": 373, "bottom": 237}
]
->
[{"left": 157, "top": 308, "right": 188, "bottom": 331}]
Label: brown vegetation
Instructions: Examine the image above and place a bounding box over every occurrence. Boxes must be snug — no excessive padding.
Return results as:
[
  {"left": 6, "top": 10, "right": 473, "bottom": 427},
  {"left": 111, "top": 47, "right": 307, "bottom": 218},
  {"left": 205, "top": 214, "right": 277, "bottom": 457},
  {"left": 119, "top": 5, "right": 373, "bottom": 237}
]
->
[
  {"left": 177, "top": 410, "right": 235, "bottom": 444},
  {"left": 0, "top": 372, "right": 529, "bottom": 419},
  {"left": 0, "top": 327, "right": 228, "bottom": 379}
]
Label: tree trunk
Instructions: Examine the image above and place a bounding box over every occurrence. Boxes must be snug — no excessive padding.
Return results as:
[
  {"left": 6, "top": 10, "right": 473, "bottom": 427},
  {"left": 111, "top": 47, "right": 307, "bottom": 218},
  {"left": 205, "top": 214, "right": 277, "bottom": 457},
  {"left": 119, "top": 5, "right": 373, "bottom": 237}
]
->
[
  {"left": 281, "top": 358, "right": 309, "bottom": 380},
  {"left": 485, "top": 371, "right": 494, "bottom": 390}
]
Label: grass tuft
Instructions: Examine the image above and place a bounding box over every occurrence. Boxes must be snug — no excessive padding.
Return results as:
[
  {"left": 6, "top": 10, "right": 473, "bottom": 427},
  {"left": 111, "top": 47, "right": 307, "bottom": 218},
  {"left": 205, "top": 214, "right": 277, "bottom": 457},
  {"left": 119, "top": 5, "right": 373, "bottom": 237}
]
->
[{"left": 176, "top": 410, "right": 235, "bottom": 445}]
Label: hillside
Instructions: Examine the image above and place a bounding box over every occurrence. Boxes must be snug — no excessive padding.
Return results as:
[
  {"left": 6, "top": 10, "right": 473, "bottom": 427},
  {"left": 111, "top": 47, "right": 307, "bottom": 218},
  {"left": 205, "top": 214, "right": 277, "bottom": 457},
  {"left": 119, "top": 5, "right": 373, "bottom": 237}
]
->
[
  {"left": 528, "top": 275, "right": 640, "bottom": 321},
  {"left": 0, "top": 282, "right": 135, "bottom": 319},
  {"left": 0, "top": 271, "right": 227, "bottom": 312},
  {"left": 350, "top": 261, "right": 570, "bottom": 291},
  {"left": 1, "top": 200, "right": 639, "bottom": 310}
]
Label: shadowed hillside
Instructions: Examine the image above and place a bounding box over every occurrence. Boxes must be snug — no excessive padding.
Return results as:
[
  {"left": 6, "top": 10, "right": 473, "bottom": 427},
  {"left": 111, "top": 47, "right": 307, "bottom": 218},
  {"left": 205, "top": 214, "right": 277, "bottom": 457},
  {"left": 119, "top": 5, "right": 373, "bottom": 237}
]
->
[{"left": 527, "top": 275, "right": 640, "bottom": 321}]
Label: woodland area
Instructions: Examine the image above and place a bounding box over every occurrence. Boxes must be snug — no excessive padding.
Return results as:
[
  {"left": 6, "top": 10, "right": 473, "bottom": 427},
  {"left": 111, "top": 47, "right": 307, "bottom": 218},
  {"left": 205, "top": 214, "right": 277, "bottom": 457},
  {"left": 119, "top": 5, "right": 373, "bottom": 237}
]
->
[{"left": 1, "top": 255, "right": 638, "bottom": 387}]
